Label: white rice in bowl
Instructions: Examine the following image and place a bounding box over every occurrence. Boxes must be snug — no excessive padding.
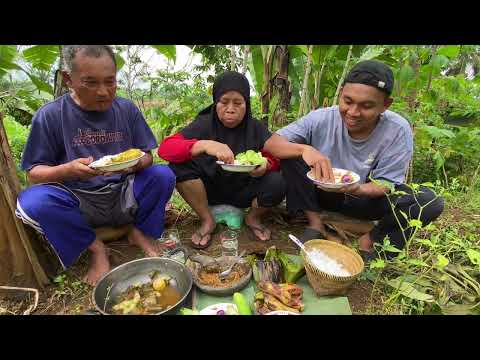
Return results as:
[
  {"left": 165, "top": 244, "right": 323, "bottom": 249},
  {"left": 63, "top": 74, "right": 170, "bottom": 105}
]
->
[{"left": 307, "top": 249, "right": 351, "bottom": 277}]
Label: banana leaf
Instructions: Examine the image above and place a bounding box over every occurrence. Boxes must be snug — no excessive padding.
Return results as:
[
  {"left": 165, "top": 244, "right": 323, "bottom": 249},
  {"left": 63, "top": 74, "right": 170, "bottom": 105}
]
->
[
  {"left": 440, "top": 303, "right": 480, "bottom": 315},
  {"left": 387, "top": 278, "right": 435, "bottom": 303},
  {"left": 276, "top": 250, "right": 305, "bottom": 283}
]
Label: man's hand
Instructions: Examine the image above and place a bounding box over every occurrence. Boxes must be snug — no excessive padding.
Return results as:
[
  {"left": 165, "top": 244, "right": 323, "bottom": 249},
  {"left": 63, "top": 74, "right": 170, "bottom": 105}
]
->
[
  {"left": 100, "top": 152, "right": 153, "bottom": 177},
  {"left": 203, "top": 141, "right": 235, "bottom": 164},
  {"left": 302, "top": 146, "right": 335, "bottom": 183},
  {"left": 66, "top": 157, "right": 101, "bottom": 180},
  {"left": 249, "top": 163, "right": 267, "bottom": 178}
]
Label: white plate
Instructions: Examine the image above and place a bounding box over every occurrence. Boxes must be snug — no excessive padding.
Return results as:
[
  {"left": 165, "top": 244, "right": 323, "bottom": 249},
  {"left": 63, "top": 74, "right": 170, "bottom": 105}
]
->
[
  {"left": 199, "top": 303, "right": 239, "bottom": 315},
  {"left": 89, "top": 151, "right": 145, "bottom": 172},
  {"left": 265, "top": 310, "right": 299, "bottom": 315},
  {"left": 216, "top": 160, "right": 258, "bottom": 173},
  {"left": 306, "top": 168, "right": 360, "bottom": 190}
]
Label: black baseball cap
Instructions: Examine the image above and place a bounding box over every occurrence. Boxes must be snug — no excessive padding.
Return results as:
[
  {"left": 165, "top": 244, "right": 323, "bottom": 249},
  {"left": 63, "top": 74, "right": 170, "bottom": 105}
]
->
[{"left": 343, "top": 60, "right": 394, "bottom": 95}]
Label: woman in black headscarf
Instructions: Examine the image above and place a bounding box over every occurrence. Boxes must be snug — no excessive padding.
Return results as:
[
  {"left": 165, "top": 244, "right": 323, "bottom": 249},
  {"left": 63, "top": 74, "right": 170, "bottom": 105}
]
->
[{"left": 158, "top": 71, "right": 286, "bottom": 249}]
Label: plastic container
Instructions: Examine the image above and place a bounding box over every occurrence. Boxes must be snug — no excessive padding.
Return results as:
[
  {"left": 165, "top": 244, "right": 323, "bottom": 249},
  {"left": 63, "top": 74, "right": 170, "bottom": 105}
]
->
[{"left": 209, "top": 205, "right": 244, "bottom": 230}]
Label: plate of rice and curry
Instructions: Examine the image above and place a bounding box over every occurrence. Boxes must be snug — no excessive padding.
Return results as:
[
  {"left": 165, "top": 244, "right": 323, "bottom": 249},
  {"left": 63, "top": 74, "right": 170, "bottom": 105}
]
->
[{"left": 89, "top": 148, "right": 145, "bottom": 172}]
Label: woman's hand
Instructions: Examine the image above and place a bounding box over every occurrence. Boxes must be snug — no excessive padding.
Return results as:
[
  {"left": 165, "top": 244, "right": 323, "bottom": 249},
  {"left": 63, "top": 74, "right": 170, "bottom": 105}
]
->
[
  {"left": 203, "top": 141, "right": 235, "bottom": 164},
  {"left": 249, "top": 163, "right": 268, "bottom": 177}
]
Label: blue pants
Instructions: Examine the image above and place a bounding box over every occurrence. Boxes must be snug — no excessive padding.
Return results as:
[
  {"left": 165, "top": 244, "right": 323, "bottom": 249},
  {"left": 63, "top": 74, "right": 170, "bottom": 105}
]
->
[{"left": 16, "top": 165, "right": 175, "bottom": 268}]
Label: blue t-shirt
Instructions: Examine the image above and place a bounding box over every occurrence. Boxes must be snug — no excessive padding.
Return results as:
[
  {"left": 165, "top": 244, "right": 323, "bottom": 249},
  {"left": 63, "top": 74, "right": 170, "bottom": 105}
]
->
[
  {"left": 276, "top": 106, "right": 413, "bottom": 185},
  {"left": 21, "top": 94, "right": 158, "bottom": 190}
]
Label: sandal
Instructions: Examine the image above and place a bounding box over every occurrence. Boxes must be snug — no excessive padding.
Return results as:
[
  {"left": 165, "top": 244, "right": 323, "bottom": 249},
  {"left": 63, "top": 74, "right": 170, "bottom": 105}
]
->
[
  {"left": 191, "top": 230, "right": 213, "bottom": 250},
  {"left": 247, "top": 223, "right": 271, "bottom": 242},
  {"left": 298, "top": 227, "right": 324, "bottom": 243},
  {"left": 359, "top": 249, "right": 378, "bottom": 263}
]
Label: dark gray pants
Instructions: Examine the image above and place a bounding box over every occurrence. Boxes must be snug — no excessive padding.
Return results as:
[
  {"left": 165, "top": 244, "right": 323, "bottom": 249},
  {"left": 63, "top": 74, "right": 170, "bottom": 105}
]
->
[
  {"left": 170, "top": 160, "right": 286, "bottom": 209},
  {"left": 281, "top": 158, "right": 445, "bottom": 251}
]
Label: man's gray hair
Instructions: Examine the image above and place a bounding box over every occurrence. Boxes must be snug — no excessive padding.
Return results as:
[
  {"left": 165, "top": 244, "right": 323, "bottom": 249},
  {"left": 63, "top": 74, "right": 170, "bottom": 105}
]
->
[{"left": 62, "top": 45, "right": 117, "bottom": 73}]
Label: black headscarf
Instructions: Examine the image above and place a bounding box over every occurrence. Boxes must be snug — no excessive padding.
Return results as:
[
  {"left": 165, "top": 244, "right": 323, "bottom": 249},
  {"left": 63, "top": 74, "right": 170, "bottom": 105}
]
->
[
  {"left": 181, "top": 71, "right": 270, "bottom": 155},
  {"left": 179, "top": 71, "right": 271, "bottom": 189}
]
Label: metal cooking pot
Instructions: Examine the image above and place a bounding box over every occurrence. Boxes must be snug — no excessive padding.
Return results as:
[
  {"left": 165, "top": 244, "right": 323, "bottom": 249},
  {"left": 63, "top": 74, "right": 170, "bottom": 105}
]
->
[{"left": 91, "top": 253, "right": 192, "bottom": 315}]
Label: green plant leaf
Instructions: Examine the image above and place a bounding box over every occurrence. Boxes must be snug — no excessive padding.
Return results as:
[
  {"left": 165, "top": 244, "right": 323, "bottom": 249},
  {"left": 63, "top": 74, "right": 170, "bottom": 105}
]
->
[
  {"left": 151, "top": 45, "right": 176, "bottom": 63},
  {"left": 297, "top": 45, "right": 309, "bottom": 56},
  {"left": 407, "top": 258, "right": 429, "bottom": 267},
  {"left": 409, "top": 219, "right": 423, "bottom": 228},
  {"left": 115, "top": 53, "right": 125, "bottom": 71},
  {"left": 431, "top": 55, "right": 450, "bottom": 73},
  {"left": 0, "top": 45, "right": 19, "bottom": 78},
  {"left": 433, "top": 151, "right": 445, "bottom": 170},
  {"left": 466, "top": 249, "right": 480, "bottom": 266},
  {"left": 26, "top": 73, "right": 53, "bottom": 95},
  {"left": 423, "top": 125, "right": 455, "bottom": 139},
  {"left": 387, "top": 278, "right": 434, "bottom": 303},
  {"left": 249, "top": 45, "right": 264, "bottom": 96},
  {"left": 359, "top": 46, "right": 385, "bottom": 61},
  {"left": 440, "top": 303, "right": 480, "bottom": 315},
  {"left": 398, "top": 64, "right": 415, "bottom": 84},
  {"left": 436, "top": 254, "right": 449, "bottom": 269},
  {"left": 383, "top": 244, "right": 402, "bottom": 253},
  {"left": 369, "top": 259, "right": 386, "bottom": 269},
  {"left": 421, "top": 182, "right": 435, "bottom": 188},
  {"left": 437, "top": 45, "right": 460, "bottom": 60},
  {"left": 22, "top": 45, "right": 59, "bottom": 71},
  {"left": 417, "top": 238, "right": 434, "bottom": 248},
  {"left": 287, "top": 45, "right": 305, "bottom": 60}
]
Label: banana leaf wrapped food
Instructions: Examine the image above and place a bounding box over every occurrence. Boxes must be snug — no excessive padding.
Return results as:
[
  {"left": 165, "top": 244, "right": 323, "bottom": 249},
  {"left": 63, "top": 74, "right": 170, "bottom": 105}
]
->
[{"left": 247, "top": 246, "right": 305, "bottom": 284}]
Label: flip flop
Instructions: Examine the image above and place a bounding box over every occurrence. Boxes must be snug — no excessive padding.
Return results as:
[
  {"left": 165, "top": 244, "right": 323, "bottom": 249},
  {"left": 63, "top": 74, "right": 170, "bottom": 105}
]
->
[
  {"left": 298, "top": 227, "right": 324, "bottom": 243},
  {"left": 247, "top": 223, "right": 271, "bottom": 242},
  {"left": 359, "top": 249, "right": 378, "bottom": 263},
  {"left": 191, "top": 230, "right": 213, "bottom": 250}
]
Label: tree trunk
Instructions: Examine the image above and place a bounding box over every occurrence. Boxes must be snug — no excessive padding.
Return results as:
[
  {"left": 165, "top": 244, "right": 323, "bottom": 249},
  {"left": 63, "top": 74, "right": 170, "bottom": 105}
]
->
[
  {"left": 298, "top": 45, "right": 314, "bottom": 117},
  {"left": 408, "top": 49, "right": 421, "bottom": 112},
  {"left": 313, "top": 58, "right": 327, "bottom": 109},
  {"left": 241, "top": 45, "right": 249, "bottom": 75},
  {"left": 261, "top": 46, "right": 274, "bottom": 127},
  {"left": 53, "top": 45, "right": 69, "bottom": 99},
  {"left": 271, "top": 46, "right": 291, "bottom": 127},
  {"left": 426, "top": 45, "right": 438, "bottom": 92},
  {"left": 230, "top": 45, "right": 237, "bottom": 71},
  {"left": 0, "top": 113, "right": 49, "bottom": 288},
  {"left": 333, "top": 45, "right": 353, "bottom": 106}
]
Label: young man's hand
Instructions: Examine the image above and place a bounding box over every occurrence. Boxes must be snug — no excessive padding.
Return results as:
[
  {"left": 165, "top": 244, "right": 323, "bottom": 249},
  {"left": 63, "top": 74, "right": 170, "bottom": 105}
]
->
[{"left": 302, "top": 147, "right": 335, "bottom": 183}]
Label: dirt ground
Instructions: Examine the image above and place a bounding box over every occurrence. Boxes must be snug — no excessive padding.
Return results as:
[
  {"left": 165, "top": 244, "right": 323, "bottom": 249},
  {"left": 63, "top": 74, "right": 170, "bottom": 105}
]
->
[{"left": 0, "top": 206, "right": 381, "bottom": 315}]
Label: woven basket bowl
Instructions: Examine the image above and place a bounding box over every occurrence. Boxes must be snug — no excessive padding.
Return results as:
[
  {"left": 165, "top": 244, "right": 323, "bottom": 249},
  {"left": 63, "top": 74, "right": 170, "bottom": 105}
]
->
[{"left": 301, "top": 239, "right": 364, "bottom": 296}]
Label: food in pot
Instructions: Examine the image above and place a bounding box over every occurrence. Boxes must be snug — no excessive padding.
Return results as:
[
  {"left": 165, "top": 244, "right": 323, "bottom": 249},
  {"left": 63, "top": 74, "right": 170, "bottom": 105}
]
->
[{"left": 111, "top": 271, "right": 181, "bottom": 315}]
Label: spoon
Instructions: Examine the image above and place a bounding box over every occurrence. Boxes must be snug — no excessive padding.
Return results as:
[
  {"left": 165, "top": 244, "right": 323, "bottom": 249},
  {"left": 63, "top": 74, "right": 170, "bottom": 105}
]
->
[
  {"left": 219, "top": 250, "right": 246, "bottom": 279},
  {"left": 288, "top": 234, "right": 312, "bottom": 261}
]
